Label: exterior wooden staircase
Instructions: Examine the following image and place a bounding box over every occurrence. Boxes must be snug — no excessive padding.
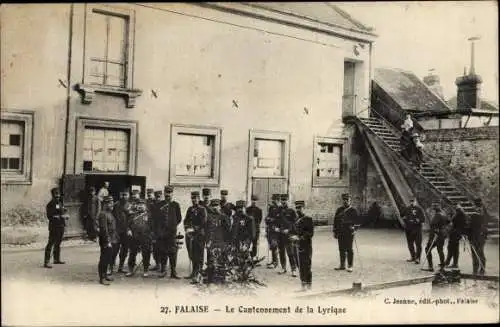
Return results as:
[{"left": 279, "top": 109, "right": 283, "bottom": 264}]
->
[{"left": 356, "top": 115, "right": 499, "bottom": 241}]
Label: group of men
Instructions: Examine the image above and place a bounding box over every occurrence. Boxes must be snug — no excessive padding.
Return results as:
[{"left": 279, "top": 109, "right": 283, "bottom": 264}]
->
[{"left": 402, "top": 197, "right": 488, "bottom": 275}]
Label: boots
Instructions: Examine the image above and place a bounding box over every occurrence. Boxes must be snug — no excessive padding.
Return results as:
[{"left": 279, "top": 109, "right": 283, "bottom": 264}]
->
[
  {"left": 158, "top": 263, "right": 167, "bottom": 278},
  {"left": 117, "top": 263, "right": 125, "bottom": 273}
]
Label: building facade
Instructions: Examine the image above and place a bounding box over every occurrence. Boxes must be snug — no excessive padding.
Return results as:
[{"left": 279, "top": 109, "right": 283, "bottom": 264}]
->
[{"left": 1, "top": 3, "right": 377, "bottom": 233}]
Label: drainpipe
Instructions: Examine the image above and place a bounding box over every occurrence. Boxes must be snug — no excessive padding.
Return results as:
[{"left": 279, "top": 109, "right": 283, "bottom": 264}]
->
[
  {"left": 63, "top": 3, "right": 74, "bottom": 176},
  {"left": 368, "top": 42, "right": 373, "bottom": 117}
]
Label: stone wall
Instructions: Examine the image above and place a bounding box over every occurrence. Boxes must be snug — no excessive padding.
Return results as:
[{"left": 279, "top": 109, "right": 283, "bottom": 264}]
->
[{"left": 424, "top": 127, "right": 499, "bottom": 216}]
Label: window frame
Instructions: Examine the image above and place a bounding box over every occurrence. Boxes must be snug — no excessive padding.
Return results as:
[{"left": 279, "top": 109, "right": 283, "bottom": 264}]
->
[
  {"left": 248, "top": 130, "right": 291, "bottom": 180},
  {"left": 75, "top": 117, "right": 137, "bottom": 175},
  {"left": 169, "top": 124, "right": 222, "bottom": 187},
  {"left": 312, "top": 136, "right": 347, "bottom": 188},
  {"left": 0, "top": 110, "right": 34, "bottom": 184}
]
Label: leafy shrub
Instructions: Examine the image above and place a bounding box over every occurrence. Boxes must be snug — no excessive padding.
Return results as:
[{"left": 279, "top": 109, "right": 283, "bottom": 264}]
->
[{"left": 1, "top": 206, "right": 46, "bottom": 227}]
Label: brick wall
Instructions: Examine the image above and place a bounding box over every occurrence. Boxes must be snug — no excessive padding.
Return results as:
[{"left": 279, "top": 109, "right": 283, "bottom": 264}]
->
[{"left": 424, "top": 127, "right": 499, "bottom": 216}]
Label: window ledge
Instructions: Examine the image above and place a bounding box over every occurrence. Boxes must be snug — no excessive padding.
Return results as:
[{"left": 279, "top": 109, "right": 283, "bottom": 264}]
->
[
  {"left": 1, "top": 177, "right": 32, "bottom": 185},
  {"left": 75, "top": 84, "right": 143, "bottom": 108}
]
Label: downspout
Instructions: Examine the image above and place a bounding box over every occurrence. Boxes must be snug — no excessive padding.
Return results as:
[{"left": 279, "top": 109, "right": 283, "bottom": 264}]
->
[
  {"left": 368, "top": 42, "right": 373, "bottom": 116},
  {"left": 63, "top": 3, "right": 74, "bottom": 175}
]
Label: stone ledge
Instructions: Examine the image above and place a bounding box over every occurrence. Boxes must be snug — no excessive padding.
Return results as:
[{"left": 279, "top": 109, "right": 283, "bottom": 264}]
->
[{"left": 75, "top": 83, "right": 143, "bottom": 108}]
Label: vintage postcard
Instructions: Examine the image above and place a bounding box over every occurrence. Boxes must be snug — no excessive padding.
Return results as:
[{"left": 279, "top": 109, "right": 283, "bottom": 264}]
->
[{"left": 1, "top": 1, "right": 498, "bottom": 325}]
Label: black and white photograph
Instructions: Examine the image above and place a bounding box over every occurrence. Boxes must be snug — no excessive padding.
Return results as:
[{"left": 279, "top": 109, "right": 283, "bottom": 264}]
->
[{"left": 1, "top": 1, "right": 498, "bottom": 325}]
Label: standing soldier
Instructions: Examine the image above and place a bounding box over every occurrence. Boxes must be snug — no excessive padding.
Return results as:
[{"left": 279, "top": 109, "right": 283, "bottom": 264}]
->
[
  {"left": 333, "top": 193, "right": 359, "bottom": 272},
  {"left": 265, "top": 194, "right": 281, "bottom": 269},
  {"left": 401, "top": 197, "right": 426, "bottom": 264},
  {"left": 277, "top": 194, "right": 298, "bottom": 277},
  {"left": 84, "top": 186, "right": 100, "bottom": 241},
  {"left": 150, "top": 190, "right": 163, "bottom": 271},
  {"left": 200, "top": 188, "right": 211, "bottom": 207},
  {"left": 232, "top": 200, "right": 256, "bottom": 251},
  {"left": 183, "top": 191, "right": 208, "bottom": 284},
  {"left": 125, "top": 199, "right": 153, "bottom": 277},
  {"left": 153, "top": 186, "right": 182, "bottom": 279},
  {"left": 111, "top": 189, "right": 131, "bottom": 274},
  {"left": 247, "top": 195, "right": 263, "bottom": 260},
  {"left": 468, "top": 198, "right": 487, "bottom": 275},
  {"left": 421, "top": 202, "right": 450, "bottom": 272},
  {"left": 220, "top": 190, "right": 235, "bottom": 223},
  {"left": 205, "top": 199, "right": 232, "bottom": 283},
  {"left": 292, "top": 200, "right": 314, "bottom": 291},
  {"left": 97, "top": 181, "right": 111, "bottom": 210},
  {"left": 44, "top": 187, "right": 69, "bottom": 268},
  {"left": 97, "top": 196, "right": 118, "bottom": 285},
  {"left": 444, "top": 203, "right": 467, "bottom": 269},
  {"left": 146, "top": 188, "right": 154, "bottom": 202}
]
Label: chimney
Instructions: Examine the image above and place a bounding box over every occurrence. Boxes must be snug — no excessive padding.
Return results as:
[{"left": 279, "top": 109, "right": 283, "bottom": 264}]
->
[
  {"left": 423, "top": 69, "right": 445, "bottom": 99},
  {"left": 455, "top": 36, "right": 482, "bottom": 111}
]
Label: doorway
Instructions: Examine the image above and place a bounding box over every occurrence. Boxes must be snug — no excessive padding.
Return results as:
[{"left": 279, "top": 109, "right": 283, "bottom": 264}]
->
[{"left": 343, "top": 60, "right": 357, "bottom": 118}]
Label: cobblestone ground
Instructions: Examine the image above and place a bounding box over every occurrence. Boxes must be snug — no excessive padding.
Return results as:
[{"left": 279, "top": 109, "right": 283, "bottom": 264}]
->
[{"left": 2, "top": 227, "right": 499, "bottom": 325}]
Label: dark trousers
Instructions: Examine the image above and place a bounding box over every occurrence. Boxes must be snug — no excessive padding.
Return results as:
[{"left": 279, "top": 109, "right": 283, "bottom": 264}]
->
[
  {"left": 190, "top": 237, "right": 205, "bottom": 277},
  {"left": 251, "top": 232, "right": 260, "bottom": 257},
  {"left": 445, "top": 232, "right": 461, "bottom": 266},
  {"left": 470, "top": 235, "right": 486, "bottom": 274},
  {"left": 405, "top": 228, "right": 422, "bottom": 260},
  {"left": 337, "top": 232, "right": 354, "bottom": 267},
  {"left": 98, "top": 243, "right": 113, "bottom": 280},
  {"left": 278, "top": 234, "right": 297, "bottom": 270},
  {"left": 44, "top": 225, "right": 64, "bottom": 263},
  {"left": 152, "top": 242, "right": 160, "bottom": 265},
  {"left": 298, "top": 244, "right": 312, "bottom": 284},
  {"left": 425, "top": 232, "right": 445, "bottom": 268},
  {"left": 128, "top": 238, "right": 151, "bottom": 272},
  {"left": 158, "top": 236, "right": 178, "bottom": 274},
  {"left": 185, "top": 234, "right": 193, "bottom": 261},
  {"left": 111, "top": 232, "right": 129, "bottom": 269},
  {"left": 268, "top": 232, "right": 279, "bottom": 265}
]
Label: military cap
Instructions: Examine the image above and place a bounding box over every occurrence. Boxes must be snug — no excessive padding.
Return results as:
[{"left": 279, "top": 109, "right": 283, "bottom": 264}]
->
[
  {"left": 280, "top": 194, "right": 289, "bottom": 201},
  {"left": 412, "top": 133, "right": 420, "bottom": 138},
  {"left": 473, "top": 198, "right": 483, "bottom": 206},
  {"left": 220, "top": 189, "right": 229, "bottom": 196},
  {"left": 164, "top": 186, "right": 174, "bottom": 194},
  {"left": 271, "top": 194, "right": 280, "bottom": 201},
  {"left": 235, "top": 200, "right": 246, "bottom": 208},
  {"left": 210, "top": 199, "right": 221, "bottom": 207},
  {"left": 131, "top": 189, "right": 140, "bottom": 195},
  {"left": 191, "top": 191, "right": 200, "bottom": 198},
  {"left": 154, "top": 190, "right": 163, "bottom": 196},
  {"left": 146, "top": 188, "right": 154, "bottom": 193},
  {"left": 103, "top": 196, "right": 114, "bottom": 203},
  {"left": 341, "top": 193, "right": 351, "bottom": 200},
  {"left": 295, "top": 200, "right": 305, "bottom": 208},
  {"left": 251, "top": 194, "right": 259, "bottom": 201},
  {"left": 51, "top": 187, "right": 60, "bottom": 195},
  {"left": 202, "top": 188, "right": 211, "bottom": 196}
]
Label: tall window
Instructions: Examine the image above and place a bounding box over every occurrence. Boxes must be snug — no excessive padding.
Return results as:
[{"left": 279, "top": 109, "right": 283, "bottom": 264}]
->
[
  {"left": 170, "top": 125, "right": 221, "bottom": 186},
  {"left": 312, "top": 136, "right": 346, "bottom": 187},
  {"left": 87, "top": 9, "right": 129, "bottom": 88},
  {"left": 252, "top": 139, "right": 284, "bottom": 177},
  {"left": 1, "top": 111, "right": 33, "bottom": 184},
  {"left": 82, "top": 127, "right": 130, "bottom": 173}
]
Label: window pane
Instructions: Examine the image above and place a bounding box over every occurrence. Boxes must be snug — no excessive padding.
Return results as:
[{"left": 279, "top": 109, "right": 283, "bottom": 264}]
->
[
  {"left": 88, "top": 60, "right": 105, "bottom": 85},
  {"left": 107, "top": 15, "right": 126, "bottom": 63},
  {"left": 9, "top": 134, "right": 21, "bottom": 146},
  {"left": 175, "top": 134, "right": 214, "bottom": 177},
  {"left": 106, "top": 62, "right": 125, "bottom": 87},
  {"left": 1, "top": 121, "right": 24, "bottom": 172},
  {"left": 88, "top": 11, "right": 108, "bottom": 60},
  {"left": 316, "top": 142, "right": 341, "bottom": 178},
  {"left": 253, "top": 139, "right": 283, "bottom": 177},
  {"left": 83, "top": 127, "right": 129, "bottom": 173},
  {"left": 1, "top": 158, "right": 8, "bottom": 169},
  {"left": 9, "top": 158, "right": 20, "bottom": 170}
]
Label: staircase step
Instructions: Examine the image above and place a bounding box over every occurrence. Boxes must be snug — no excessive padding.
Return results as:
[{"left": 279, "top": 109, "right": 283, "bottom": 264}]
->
[{"left": 431, "top": 181, "right": 452, "bottom": 186}]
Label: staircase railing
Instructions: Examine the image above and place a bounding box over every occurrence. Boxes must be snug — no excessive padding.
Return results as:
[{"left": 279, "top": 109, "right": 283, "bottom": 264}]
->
[{"left": 368, "top": 107, "right": 480, "bottom": 206}]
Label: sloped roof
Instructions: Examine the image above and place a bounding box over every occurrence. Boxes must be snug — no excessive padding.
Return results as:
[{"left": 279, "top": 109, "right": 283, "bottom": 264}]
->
[
  {"left": 447, "top": 96, "right": 499, "bottom": 112},
  {"left": 374, "top": 68, "right": 453, "bottom": 113},
  {"left": 240, "top": 2, "right": 375, "bottom": 35}
]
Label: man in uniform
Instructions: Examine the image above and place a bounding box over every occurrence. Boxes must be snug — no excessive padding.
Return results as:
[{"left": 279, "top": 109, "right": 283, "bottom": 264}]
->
[
  {"left": 205, "top": 199, "right": 232, "bottom": 283},
  {"left": 200, "top": 188, "right": 211, "bottom": 207},
  {"left": 125, "top": 199, "right": 153, "bottom": 277},
  {"left": 111, "top": 189, "right": 131, "bottom": 274},
  {"left": 421, "top": 202, "right": 450, "bottom": 272},
  {"left": 276, "top": 194, "right": 298, "bottom": 277},
  {"left": 402, "top": 197, "right": 426, "bottom": 264},
  {"left": 232, "top": 200, "right": 256, "bottom": 251},
  {"left": 150, "top": 190, "right": 163, "bottom": 271},
  {"left": 44, "top": 187, "right": 69, "bottom": 268},
  {"left": 333, "top": 193, "right": 359, "bottom": 272},
  {"left": 265, "top": 194, "right": 281, "bottom": 269},
  {"left": 84, "top": 186, "right": 100, "bottom": 241},
  {"left": 468, "top": 198, "right": 487, "bottom": 275},
  {"left": 220, "top": 190, "right": 235, "bottom": 223},
  {"left": 97, "top": 181, "right": 110, "bottom": 210},
  {"left": 97, "top": 196, "right": 118, "bottom": 285},
  {"left": 153, "top": 186, "right": 182, "bottom": 278},
  {"left": 293, "top": 200, "right": 314, "bottom": 291},
  {"left": 183, "top": 191, "right": 208, "bottom": 284},
  {"left": 444, "top": 202, "right": 467, "bottom": 269},
  {"left": 246, "top": 195, "right": 263, "bottom": 260}
]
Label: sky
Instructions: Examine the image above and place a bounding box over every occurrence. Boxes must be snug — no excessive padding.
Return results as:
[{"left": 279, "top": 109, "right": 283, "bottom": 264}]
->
[{"left": 337, "top": 1, "right": 499, "bottom": 103}]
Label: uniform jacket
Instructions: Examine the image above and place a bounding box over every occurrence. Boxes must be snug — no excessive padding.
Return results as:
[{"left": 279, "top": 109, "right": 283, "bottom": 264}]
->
[
  {"left": 429, "top": 211, "right": 450, "bottom": 236},
  {"left": 333, "top": 205, "right": 358, "bottom": 236},
  {"left": 98, "top": 210, "right": 118, "bottom": 245},
  {"left": 153, "top": 200, "right": 182, "bottom": 238},
  {"left": 451, "top": 209, "right": 467, "bottom": 236},
  {"left": 402, "top": 204, "right": 425, "bottom": 230},
  {"left": 46, "top": 199, "right": 67, "bottom": 228},
  {"left": 221, "top": 201, "right": 235, "bottom": 218},
  {"left": 232, "top": 212, "right": 256, "bottom": 243},
  {"left": 266, "top": 204, "right": 280, "bottom": 234},
  {"left": 469, "top": 209, "right": 488, "bottom": 239},
  {"left": 127, "top": 204, "right": 152, "bottom": 241},
  {"left": 246, "top": 205, "right": 263, "bottom": 236},
  {"left": 206, "top": 210, "right": 232, "bottom": 246},
  {"left": 85, "top": 195, "right": 100, "bottom": 220},
  {"left": 277, "top": 206, "right": 297, "bottom": 234},
  {"left": 184, "top": 205, "right": 208, "bottom": 239},
  {"left": 112, "top": 200, "right": 132, "bottom": 235},
  {"left": 295, "top": 212, "right": 314, "bottom": 250}
]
